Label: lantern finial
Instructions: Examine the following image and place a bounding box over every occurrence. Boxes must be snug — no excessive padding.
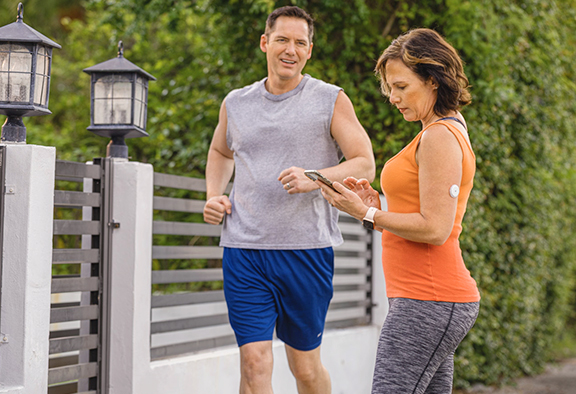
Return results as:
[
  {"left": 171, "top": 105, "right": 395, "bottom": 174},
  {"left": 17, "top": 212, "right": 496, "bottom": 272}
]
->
[
  {"left": 117, "top": 41, "right": 124, "bottom": 58},
  {"left": 17, "top": 3, "right": 23, "bottom": 22}
]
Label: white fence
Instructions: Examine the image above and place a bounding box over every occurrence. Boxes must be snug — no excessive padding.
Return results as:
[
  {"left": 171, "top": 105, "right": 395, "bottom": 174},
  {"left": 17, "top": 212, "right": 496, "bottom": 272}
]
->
[
  {"left": 150, "top": 171, "right": 375, "bottom": 359},
  {"left": 0, "top": 144, "right": 388, "bottom": 394}
]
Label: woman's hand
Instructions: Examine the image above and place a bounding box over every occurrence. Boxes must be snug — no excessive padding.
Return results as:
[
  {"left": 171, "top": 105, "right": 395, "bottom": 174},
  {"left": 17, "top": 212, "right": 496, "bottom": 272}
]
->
[
  {"left": 315, "top": 179, "right": 369, "bottom": 221},
  {"left": 342, "top": 177, "right": 382, "bottom": 210},
  {"left": 317, "top": 177, "right": 385, "bottom": 232}
]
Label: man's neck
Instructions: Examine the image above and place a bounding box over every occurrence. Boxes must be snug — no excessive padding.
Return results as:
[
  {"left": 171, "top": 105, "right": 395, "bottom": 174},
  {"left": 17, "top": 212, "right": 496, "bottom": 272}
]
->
[{"left": 264, "top": 74, "right": 304, "bottom": 95}]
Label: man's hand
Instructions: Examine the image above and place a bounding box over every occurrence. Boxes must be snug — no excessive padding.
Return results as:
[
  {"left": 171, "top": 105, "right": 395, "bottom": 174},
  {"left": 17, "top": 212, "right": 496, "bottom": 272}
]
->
[
  {"left": 203, "top": 196, "right": 232, "bottom": 225},
  {"left": 278, "top": 166, "right": 319, "bottom": 194}
]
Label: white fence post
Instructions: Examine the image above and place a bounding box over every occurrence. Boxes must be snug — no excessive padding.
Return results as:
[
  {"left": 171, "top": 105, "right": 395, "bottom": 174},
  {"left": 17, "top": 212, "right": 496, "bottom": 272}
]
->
[
  {"left": 105, "top": 159, "right": 154, "bottom": 394},
  {"left": 0, "top": 144, "right": 55, "bottom": 393}
]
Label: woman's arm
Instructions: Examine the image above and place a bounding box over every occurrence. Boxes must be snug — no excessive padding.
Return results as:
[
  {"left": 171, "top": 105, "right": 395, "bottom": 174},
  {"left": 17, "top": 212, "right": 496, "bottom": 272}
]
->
[{"left": 319, "top": 124, "right": 463, "bottom": 245}]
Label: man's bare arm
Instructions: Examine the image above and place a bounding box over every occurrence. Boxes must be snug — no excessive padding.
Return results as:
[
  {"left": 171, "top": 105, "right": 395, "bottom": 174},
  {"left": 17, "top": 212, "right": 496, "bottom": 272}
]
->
[
  {"left": 204, "top": 100, "right": 234, "bottom": 224},
  {"left": 322, "top": 90, "right": 376, "bottom": 183}
]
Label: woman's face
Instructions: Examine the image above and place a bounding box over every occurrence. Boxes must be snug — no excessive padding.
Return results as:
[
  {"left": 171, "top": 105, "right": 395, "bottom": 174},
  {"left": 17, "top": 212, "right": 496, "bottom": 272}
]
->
[{"left": 385, "top": 58, "right": 438, "bottom": 126}]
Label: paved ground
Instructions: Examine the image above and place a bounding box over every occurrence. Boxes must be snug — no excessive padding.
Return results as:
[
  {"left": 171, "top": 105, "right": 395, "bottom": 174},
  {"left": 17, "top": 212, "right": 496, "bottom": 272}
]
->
[{"left": 454, "top": 358, "right": 576, "bottom": 394}]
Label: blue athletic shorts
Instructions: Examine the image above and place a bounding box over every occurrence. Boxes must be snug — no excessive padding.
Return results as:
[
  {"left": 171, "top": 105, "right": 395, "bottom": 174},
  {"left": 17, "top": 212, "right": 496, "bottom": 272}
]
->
[{"left": 222, "top": 247, "right": 334, "bottom": 351}]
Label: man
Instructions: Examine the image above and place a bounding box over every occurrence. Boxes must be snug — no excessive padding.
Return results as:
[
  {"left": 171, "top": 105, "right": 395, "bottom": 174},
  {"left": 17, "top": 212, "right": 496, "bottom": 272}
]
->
[{"left": 203, "top": 6, "right": 375, "bottom": 394}]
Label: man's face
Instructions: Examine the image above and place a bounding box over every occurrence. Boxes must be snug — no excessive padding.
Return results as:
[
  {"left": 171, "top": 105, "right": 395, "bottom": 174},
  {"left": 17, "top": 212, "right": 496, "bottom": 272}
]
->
[{"left": 260, "top": 16, "right": 313, "bottom": 83}]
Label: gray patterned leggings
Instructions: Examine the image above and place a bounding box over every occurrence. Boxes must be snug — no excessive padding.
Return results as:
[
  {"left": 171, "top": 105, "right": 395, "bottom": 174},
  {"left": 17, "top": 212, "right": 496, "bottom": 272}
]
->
[{"left": 371, "top": 298, "right": 479, "bottom": 394}]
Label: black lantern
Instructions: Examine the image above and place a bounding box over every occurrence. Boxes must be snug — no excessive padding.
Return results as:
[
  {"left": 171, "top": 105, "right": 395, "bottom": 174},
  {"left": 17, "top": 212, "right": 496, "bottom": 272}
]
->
[
  {"left": 0, "top": 2, "right": 61, "bottom": 143},
  {"left": 83, "top": 41, "right": 156, "bottom": 158}
]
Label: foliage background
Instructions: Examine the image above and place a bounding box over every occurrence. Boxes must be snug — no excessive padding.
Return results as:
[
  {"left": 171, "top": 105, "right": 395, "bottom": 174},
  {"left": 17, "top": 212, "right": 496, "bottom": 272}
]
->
[{"left": 3, "top": 0, "right": 576, "bottom": 388}]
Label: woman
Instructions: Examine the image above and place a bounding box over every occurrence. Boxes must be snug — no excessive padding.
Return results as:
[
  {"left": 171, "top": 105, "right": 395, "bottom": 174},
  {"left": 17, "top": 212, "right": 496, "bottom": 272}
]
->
[{"left": 315, "top": 28, "right": 480, "bottom": 393}]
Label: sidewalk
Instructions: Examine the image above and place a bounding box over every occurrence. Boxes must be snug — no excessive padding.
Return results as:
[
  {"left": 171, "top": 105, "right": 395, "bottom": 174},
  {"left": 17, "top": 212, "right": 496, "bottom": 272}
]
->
[{"left": 454, "top": 358, "right": 576, "bottom": 394}]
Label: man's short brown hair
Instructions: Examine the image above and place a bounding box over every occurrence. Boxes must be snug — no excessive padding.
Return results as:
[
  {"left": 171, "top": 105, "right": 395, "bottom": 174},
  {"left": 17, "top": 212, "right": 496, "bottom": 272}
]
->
[{"left": 265, "top": 6, "right": 314, "bottom": 43}]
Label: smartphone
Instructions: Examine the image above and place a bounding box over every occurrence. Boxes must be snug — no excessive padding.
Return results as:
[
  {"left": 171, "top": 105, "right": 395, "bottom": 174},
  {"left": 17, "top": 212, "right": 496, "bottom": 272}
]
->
[{"left": 304, "top": 170, "right": 340, "bottom": 193}]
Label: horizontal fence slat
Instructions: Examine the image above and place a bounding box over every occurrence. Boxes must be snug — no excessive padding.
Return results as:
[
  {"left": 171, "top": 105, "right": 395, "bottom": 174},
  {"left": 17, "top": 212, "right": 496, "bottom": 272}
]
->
[
  {"left": 151, "top": 323, "right": 234, "bottom": 348},
  {"left": 152, "top": 246, "right": 223, "bottom": 260},
  {"left": 50, "top": 329, "right": 80, "bottom": 339},
  {"left": 334, "top": 257, "right": 369, "bottom": 268},
  {"left": 49, "top": 335, "right": 98, "bottom": 354},
  {"left": 151, "top": 334, "right": 237, "bottom": 360},
  {"left": 334, "top": 283, "right": 371, "bottom": 292},
  {"left": 338, "top": 221, "right": 370, "bottom": 236},
  {"left": 337, "top": 267, "right": 371, "bottom": 276},
  {"left": 151, "top": 314, "right": 229, "bottom": 334},
  {"left": 54, "top": 220, "right": 100, "bottom": 236},
  {"left": 154, "top": 172, "right": 207, "bottom": 191},
  {"left": 153, "top": 196, "right": 205, "bottom": 213},
  {"left": 50, "top": 305, "right": 99, "bottom": 324},
  {"left": 151, "top": 290, "right": 225, "bottom": 308},
  {"left": 54, "top": 190, "right": 100, "bottom": 208},
  {"left": 151, "top": 301, "right": 228, "bottom": 323},
  {"left": 154, "top": 172, "right": 232, "bottom": 193},
  {"left": 48, "top": 382, "right": 77, "bottom": 394},
  {"left": 331, "top": 290, "right": 369, "bottom": 303},
  {"left": 51, "top": 277, "right": 99, "bottom": 293},
  {"left": 326, "top": 306, "right": 369, "bottom": 322},
  {"left": 333, "top": 274, "right": 369, "bottom": 286},
  {"left": 48, "top": 362, "right": 98, "bottom": 385},
  {"left": 48, "top": 384, "right": 97, "bottom": 394},
  {"left": 49, "top": 354, "right": 78, "bottom": 369},
  {"left": 334, "top": 239, "right": 371, "bottom": 253},
  {"left": 329, "top": 300, "right": 372, "bottom": 311},
  {"left": 153, "top": 221, "right": 223, "bottom": 236},
  {"left": 52, "top": 249, "right": 99, "bottom": 264},
  {"left": 55, "top": 161, "right": 100, "bottom": 180},
  {"left": 152, "top": 269, "right": 223, "bottom": 284}
]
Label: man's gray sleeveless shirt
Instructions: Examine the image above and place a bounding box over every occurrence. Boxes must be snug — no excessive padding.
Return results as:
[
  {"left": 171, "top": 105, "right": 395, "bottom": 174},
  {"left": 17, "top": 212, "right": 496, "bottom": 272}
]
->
[{"left": 220, "top": 74, "right": 344, "bottom": 249}]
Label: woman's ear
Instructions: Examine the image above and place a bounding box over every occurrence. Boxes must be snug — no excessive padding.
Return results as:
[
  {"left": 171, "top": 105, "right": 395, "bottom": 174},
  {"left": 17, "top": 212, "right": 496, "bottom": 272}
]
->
[{"left": 428, "top": 77, "right": 439, "bottom": 90}]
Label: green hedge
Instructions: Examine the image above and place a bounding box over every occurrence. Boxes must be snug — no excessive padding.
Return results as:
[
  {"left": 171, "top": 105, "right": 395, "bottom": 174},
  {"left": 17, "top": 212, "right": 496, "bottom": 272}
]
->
[{"left": 13, "top": 0, "right": 576, "bottom": 387}]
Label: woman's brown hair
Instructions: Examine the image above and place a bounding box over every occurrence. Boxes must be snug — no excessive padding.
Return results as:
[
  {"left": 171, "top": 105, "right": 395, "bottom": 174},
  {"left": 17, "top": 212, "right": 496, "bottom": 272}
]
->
[{"left": 375, "top": 28, "right": 471, "bottom": 115}]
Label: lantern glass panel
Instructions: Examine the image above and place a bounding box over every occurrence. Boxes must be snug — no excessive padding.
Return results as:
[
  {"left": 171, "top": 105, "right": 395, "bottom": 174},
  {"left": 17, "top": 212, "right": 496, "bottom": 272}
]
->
[
  {"left": 134, "top": 98, "right": 142, "bottom": 129},
  {"left": 112, "top": 98, "right": 131, "bottom": 124},
  {"left": 0, "top": 72, "right": 8, "bottom": 101},
  {"left": 93, "top": 74, "right": 134, "bottom": 125},
  {"left": 0, "top": 46, "right": 9, "bottom": 71},
  {"left": 94, "top": 97, "right": 112, "bottom": 124},
  {"left": 34, "top": 46, "right": 50, "bottom": 106},
  {"left": 114, "top": 80, "right": 132, "bottom": 98},
  {"left": 0, "top": 47, "right": 8, "bottom": 101},
  {"left": 10, "top": 49, "right": 32, "bottom": 73},
  {"left": 36, "top": 46, "right": 47, "bottom": 75},
  {"left": 134, "top": 76, "right": 146, "bottom": 129},
  {"left": 94, "top": 76, "right": 112, "bottom": 100},
  {"left": 34, "top": 74, "right": 48, "bottom": 106},
  {"left": 9, "top": 72, "right": 30, "bottom": 102}
]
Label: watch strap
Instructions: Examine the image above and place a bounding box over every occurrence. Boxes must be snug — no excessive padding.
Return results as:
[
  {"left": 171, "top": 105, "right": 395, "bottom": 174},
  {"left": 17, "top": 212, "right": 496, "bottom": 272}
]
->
[{"left": 362, "top": 207, "right": 378, "bottom": 230}]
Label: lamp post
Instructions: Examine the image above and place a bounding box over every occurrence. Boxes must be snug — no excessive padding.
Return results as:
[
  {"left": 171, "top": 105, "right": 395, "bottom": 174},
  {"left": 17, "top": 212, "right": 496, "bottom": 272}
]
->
[
  {"left": 0, "top": 2, "right": 61, "bottom": 143},
  {"left": 83, "top": 41, "right": 156, "bottom": 159}
]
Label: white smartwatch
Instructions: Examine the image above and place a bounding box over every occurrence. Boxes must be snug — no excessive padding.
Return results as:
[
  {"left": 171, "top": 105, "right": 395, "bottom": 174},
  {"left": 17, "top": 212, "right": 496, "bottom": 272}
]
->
[{"left": 362, "top": 207, "right": 378, "bottom": 230}]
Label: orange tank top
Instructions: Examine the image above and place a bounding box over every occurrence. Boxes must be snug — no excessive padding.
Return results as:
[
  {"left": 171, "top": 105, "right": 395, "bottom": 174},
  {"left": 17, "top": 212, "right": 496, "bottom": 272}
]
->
[{"left": 380, "top": 120, "right": 480, "bottom": 302}]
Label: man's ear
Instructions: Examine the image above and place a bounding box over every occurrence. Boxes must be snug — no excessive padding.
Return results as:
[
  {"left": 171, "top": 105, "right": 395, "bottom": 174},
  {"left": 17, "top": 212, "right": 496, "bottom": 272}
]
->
[
  {"left": 260, "top": 34, "right": 268, "bottom": 53},
  {"left": 307, "top": 42, "right": 313, "bottom": 59}
]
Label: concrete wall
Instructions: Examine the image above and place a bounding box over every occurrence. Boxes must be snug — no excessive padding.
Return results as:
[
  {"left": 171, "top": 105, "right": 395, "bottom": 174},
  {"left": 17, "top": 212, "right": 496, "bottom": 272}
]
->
[
  {"left": 0, "top": 144, "right": 56, "bottom": 394},
  {"left": 106, "top": 157, "right": 388, "bottom": 393}
]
